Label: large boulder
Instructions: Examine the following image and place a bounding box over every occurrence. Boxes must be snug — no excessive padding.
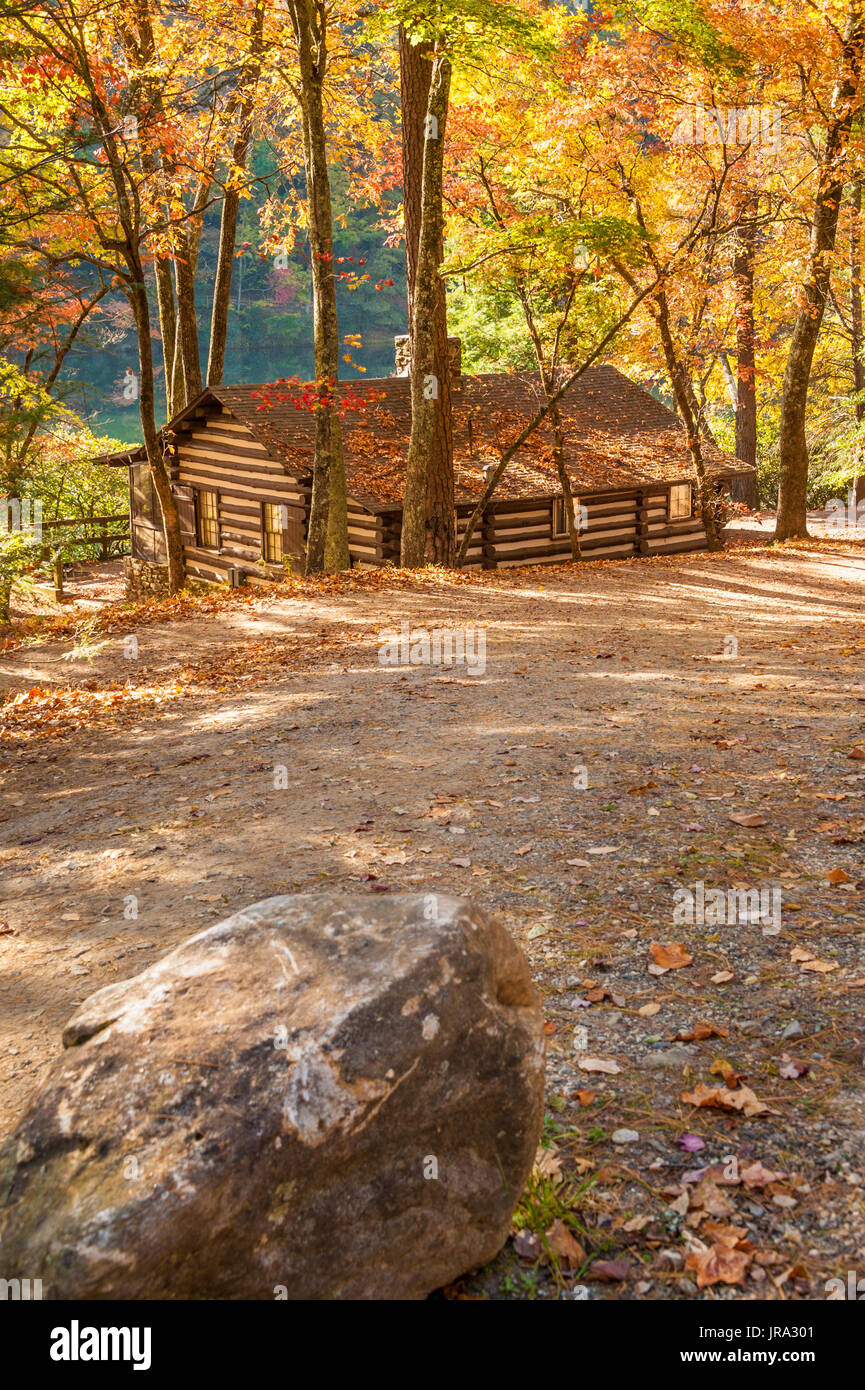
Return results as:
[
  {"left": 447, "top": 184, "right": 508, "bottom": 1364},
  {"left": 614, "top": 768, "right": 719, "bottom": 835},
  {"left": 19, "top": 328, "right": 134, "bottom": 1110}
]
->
[{"left": 0, "top": 893, "right": 544, "bottom": 1299}]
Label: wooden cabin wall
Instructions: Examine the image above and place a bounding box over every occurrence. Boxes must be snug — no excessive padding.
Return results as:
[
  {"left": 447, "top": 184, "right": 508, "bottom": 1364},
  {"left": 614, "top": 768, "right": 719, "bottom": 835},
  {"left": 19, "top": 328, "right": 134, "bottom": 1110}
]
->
[
  {"left": 173, "top": 409, "right": 308, "bottom": 582},
  {"left": 452, "top": 485, "right": 708, "bottom": 569},
  {"left": 347, "top": 505, "right": 401, "bottom": 566},
  {"left": 640, "top": 488, "right": 707, "bottom": 555}
]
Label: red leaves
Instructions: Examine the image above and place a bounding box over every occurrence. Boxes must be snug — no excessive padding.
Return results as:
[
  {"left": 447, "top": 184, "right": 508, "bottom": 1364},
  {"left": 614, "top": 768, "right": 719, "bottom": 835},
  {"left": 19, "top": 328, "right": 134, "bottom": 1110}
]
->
[{"left": 251, "top": 378, "right": 383, "bottom": 418}]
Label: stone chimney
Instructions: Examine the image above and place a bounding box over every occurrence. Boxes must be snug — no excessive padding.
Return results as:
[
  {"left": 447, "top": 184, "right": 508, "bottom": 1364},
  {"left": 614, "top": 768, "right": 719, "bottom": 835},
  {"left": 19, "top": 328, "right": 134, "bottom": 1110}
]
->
[{"left": 394, "top": 335, "right": 462, "bottom": 379}]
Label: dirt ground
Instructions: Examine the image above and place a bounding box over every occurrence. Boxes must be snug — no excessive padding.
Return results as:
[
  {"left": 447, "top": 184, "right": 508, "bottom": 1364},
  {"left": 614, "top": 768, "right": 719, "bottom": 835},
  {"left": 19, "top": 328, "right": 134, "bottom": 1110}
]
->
[{"left": 2, "top": 532, "right": 864, "bottom": 1299}]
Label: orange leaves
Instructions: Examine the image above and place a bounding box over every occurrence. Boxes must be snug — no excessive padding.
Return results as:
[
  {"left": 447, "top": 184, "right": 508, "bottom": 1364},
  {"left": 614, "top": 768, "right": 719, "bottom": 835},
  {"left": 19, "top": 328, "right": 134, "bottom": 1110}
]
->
[
  {"left": 681, "top": 1081, "right": 769, "bottom": 1117},
  {"left": 685, "top": 1241, "right": 752, "bottom": 1289},
  {"left": 648, "top": 941, "right": 693, "bottom": 973}
]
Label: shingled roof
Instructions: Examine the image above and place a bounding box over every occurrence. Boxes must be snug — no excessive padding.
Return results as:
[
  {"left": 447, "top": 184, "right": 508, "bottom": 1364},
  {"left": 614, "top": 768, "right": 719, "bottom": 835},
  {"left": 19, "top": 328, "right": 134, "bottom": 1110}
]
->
[{"left": 126, "top": 365, "right": 751, "bottom": 508}]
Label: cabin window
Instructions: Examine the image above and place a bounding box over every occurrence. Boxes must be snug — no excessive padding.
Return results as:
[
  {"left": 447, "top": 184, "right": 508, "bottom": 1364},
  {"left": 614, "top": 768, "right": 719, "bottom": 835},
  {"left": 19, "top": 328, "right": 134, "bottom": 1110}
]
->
[
  {"left": 196, "top": 489, "right": 220, "bottom": 549},
  {"left": 262, "top": 502, "right": 286, "bottom": 564},
  {"left": 552, "top": 495, "right": 570, "bottom": 538},
  {"left": 669, "top": 483, "right": 692, "bottom": 520}
]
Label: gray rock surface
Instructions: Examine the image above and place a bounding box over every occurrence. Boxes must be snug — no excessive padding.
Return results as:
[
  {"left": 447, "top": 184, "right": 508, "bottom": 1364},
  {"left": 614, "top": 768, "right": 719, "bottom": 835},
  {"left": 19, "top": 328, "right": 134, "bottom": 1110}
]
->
[{"left": 0, "top": 893, "right": 544, "bottom": 1299}]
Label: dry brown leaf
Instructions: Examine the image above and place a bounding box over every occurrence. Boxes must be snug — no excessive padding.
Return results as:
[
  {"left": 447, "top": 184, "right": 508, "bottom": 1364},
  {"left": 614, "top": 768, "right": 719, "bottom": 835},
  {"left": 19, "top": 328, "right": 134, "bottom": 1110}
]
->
[
  {"left": 826, "top": 867, "right": 852, "bottom": 884},
  {"left": 701, "top": 1220, "right": 751, "bottom": 1250},
  {"left": 800, "top": 957, "right": 838, "bottom": 973},
  {"left": 710, "top": 1058, "right": 743, "bottom": 1086},
  {"left": 740, "top": 1160, "right": 787, "bottom": 1189},
  {"left": 534, "top": 1147, "right": 562, "bottom": 1180},
  {"left": 545, "top": 1218, "right": 586, "bottom": 1270},
  {"left": 577, "top": 1056, "right": 622, "bottom": 1075},
  {"left": 681, "top": 1082, "right": 768, "bottom": 1117},
  {"left": 571, "top": 1088, "right": 597, "bottom": 1106},
  {"left": 685, "top": 1245, "right": 752, "bottom": 1288},
  {"left": 711, "top": 970, "right": 736, "bottom": 984},
  {"left": 649, "top": 941, "right": 694, "bottom": 972},
  {"left": 728, "top": 812, "right": 768, "bottom": 827},
  {"left": 638, "top": 1002, "right": 662, "bottom": 1017},
  {"left": 675, "top": 1021, "right": 729, "bottom": 1042}
]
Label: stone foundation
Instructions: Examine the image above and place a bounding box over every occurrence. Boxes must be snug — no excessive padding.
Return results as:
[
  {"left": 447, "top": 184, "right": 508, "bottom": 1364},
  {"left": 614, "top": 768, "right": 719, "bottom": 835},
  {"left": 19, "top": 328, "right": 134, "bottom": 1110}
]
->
[{"left": 124, "top": 557, "right": 170, "bottom": 601}]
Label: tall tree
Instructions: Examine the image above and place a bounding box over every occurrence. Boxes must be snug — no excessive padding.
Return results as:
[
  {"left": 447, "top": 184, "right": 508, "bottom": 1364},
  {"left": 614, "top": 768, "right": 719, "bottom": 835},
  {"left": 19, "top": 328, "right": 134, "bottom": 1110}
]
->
[
  {"left": 849, "top": 180, "right": 865, "bottom": 420},
  {"left": 733, "top": 212, "right": 759, "bottom": 504},
  {"left": 283, "top": 0, "right": 349, "bottom": 572},
  {"left": 207, "top": 0, "right": 266, "bottom": 387},
  {"left": 399, "top": 24, "right": 454, "bottom": 565},
  {"left": 400, "top": 37, "right": 451, "bottom": 566},
  {"left": 776, "top": 0, "right": 865, "bottom": 540}
]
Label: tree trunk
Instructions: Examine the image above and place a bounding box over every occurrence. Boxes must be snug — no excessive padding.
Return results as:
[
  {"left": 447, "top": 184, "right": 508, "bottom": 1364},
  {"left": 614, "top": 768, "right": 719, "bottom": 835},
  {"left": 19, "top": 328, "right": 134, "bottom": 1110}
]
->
[
  {"left": 154, "top": 259, "right": 178, "bottom": 420},
  {"left": 207, "top": 0, "right": 265, "bottom": 387},
  {"left": 168, "top": 180, "right": 210, "bottom": 411},
  {"left": 776, "top": 3, "right": 865, "bottom": 540},
  {"left": 399, "top": 27, "right": 455, "bottom": 566},
  {"left": 288, "top": 0, "right": 349, "bottom": 574},
  {"left": 653, "top": 287, "right": 722, "bottom": 548},
  {"left": 128, "top": 273, "right": 185, "bottom": 591},
  {"left": 733, "top": 218, "right": 759, "bottom": 506},
  {"left": 851, "top": 181, "right": 865, "bottom": 420},
  {"left": 400, "top": 48, "right": 452, "bottom": 568},
  {"left": 549, "top": 398, "right": 580, "bottom": 560}
]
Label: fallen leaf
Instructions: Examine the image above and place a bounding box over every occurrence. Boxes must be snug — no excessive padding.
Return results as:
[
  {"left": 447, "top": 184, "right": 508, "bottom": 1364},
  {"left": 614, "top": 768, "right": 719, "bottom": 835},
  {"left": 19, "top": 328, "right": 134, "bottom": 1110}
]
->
[
  {"left": 800, "top": 957, "right": 838, "bottom": 973},
  {"left": 779, "top": 1055, "right": 809, "bottom": 1079},
  {"left": 571, "top": 1089, "right": 597, "bottom": 1106},
  {"left": 622, "top": 1214, "right": 650, "bottom": 1233},
  {"left": 710, "top": 1058, "right": 743, "bottom": 1086},
  {"left": 577, "top": 1056, "right": 622, "bottom": 1075},
  {"left": 591, "top": 1258, "right": 630, "bottom": 1282},
  {"left": 676, "top": 1133, "right": 706, "bottom": 1152},
  {"left": 711, "top": 970, "right": 736, "bottom": 984},
  {"left": 826, "top": 867, "right": 852, "bottom": 884},
  {"left": 685, "top": 1245, "right": 752, "bottom": 1288},
  {"left": 701, "top": 1220, "right": 751, "bottom": 1249},
  {"left": 649, "top": 941, "right": 693, "bottom": 972},
  {"left": 638, "top": 1002, "right": 661, "bottom": 1017},
  {"left": 772, "top": 1193, "right": 798, "bottom": 1210},
  {"left": 728, "top": 812, "right": 768, "bottom": 827},
  {"left": 681, "top": 1083, "right": 768, "bottom": 1117},
  {"left": 740, "top": 1161, "right": 787, "bottom": 1189},
  {"left": 545, "top": 1218, "right": 586, "bottom": 1269},
  {"left": 675, "top": 1021, "right": 729, "bottom": 1042},
  {"left": 533, "top": 1147, "right": 562, "bottom": 1180}
]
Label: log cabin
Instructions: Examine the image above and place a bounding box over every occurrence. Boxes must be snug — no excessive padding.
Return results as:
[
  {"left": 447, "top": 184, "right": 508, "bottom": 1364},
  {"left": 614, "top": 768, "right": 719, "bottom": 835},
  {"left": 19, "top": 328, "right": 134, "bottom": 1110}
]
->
[{"left": 101, "top": 339, "right": 753, "bottom": 589}]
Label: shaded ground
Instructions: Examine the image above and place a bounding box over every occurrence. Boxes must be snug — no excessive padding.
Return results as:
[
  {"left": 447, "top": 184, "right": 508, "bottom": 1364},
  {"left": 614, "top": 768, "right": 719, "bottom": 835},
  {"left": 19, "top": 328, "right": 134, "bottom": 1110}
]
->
[{"left": 1, "top": 533, "right": 864, "bottom": 1300}]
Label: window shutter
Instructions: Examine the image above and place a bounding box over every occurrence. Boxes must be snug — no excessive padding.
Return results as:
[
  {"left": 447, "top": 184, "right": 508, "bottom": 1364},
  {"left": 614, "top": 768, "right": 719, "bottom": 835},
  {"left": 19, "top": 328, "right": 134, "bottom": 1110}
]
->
[
  {"left": 282, "top": 506, "right": 305, "bottom": 559},
  {"left": 172, "top": 484, "right": 196, "bottom": 540}
]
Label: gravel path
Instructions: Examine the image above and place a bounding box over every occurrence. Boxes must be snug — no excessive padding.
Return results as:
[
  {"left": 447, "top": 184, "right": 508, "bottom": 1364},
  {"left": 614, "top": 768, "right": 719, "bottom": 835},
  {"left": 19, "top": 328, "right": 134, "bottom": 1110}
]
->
[{"left": 2, "top": 535, "right": 864, "bottom": 1299}]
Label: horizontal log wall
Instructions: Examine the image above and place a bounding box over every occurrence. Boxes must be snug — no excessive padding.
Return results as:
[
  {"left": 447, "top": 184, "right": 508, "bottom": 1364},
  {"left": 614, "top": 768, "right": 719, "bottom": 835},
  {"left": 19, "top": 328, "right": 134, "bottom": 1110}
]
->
[{"left": 174, "top": 410, "right": 309, "bottom": 582}]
